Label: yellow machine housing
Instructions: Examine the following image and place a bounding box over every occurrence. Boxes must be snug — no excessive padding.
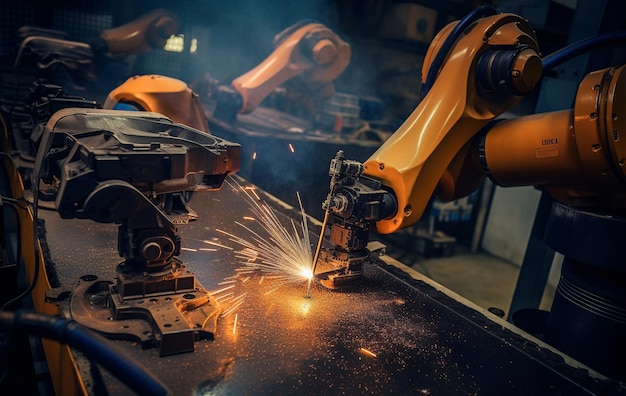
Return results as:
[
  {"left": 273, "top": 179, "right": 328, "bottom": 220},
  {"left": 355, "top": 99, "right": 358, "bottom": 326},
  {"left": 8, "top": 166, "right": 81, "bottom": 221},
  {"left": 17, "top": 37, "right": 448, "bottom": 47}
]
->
[{"left": 104, "top": 74, "right": 210, "bottom": 133}]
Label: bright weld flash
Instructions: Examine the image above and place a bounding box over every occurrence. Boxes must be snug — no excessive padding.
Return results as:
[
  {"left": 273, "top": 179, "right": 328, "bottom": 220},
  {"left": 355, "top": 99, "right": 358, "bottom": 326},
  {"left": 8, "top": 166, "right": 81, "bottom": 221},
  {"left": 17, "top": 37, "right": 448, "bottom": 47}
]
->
[{"left": 300, "top": 268, "right": 313, "bottom": 280}]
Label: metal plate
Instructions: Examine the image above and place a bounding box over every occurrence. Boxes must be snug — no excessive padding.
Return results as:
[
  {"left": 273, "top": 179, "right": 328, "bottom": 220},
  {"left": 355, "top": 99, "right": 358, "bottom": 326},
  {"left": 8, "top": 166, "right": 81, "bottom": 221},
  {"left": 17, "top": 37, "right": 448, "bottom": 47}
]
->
[{"left": 41, "top": 176, "right": 623, "bottom": 395}]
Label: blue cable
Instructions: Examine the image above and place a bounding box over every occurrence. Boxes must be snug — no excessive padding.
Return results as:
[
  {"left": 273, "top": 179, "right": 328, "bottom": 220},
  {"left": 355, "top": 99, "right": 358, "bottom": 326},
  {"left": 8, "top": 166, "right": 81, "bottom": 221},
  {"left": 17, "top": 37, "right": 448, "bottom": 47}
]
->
[
  {"left": 0, "top": 310, "right": 172, "bottom": 396},
  {"left": 542, "top": 31, "right": 626, "bottom": 70}
]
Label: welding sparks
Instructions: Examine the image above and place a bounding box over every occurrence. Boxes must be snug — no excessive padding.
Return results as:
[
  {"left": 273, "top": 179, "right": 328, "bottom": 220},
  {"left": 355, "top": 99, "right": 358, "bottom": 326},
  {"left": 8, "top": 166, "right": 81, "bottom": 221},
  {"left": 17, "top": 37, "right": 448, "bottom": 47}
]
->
[
  {"left": 233, "top": 314, "right": 238, "bottom": 334},
  {"left": 202, "top": 239, "right": 233, "bottom": 250},
  {"left": 359, "top": 348, "right": 378, "bottom": 358},
  {"left": 288, "top": 143, "right": 295, "bottom": 153},
  {"left": 252, "top": 152, "right": 257, "bottom": 160},
  {"left": 219, "top": 178, "right": 315, "bottom": 290}
]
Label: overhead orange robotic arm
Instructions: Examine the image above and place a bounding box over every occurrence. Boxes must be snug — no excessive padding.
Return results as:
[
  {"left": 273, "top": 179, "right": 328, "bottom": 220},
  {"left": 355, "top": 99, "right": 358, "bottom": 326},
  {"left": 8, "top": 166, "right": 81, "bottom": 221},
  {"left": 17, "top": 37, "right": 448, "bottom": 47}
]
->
[
  {"left": 212, "top": 20, "right": 351, "bottom": 122},
  {"left": 314, "top": 7, "right": 626, "bottom": 289},
  {"left": 99, "top": 9, "right": 179, "bottom": 55}
]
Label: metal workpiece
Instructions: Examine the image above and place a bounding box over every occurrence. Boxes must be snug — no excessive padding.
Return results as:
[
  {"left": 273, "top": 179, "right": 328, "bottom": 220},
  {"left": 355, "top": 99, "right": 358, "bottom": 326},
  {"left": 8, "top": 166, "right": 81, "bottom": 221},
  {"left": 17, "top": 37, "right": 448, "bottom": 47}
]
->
[{"left": 39, "top": 177, "right": 622, "bottom": 395}]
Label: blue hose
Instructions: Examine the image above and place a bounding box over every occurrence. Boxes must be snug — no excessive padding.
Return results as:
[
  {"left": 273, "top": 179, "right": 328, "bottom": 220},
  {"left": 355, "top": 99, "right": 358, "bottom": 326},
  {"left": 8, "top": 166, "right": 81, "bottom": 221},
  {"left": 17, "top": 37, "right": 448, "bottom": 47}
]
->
[
  {"left": 0, "top": 310, "right": 172, "bottom": 396},
  {"left": 542, "top": 31, "right": 626, "bottom": 70}
]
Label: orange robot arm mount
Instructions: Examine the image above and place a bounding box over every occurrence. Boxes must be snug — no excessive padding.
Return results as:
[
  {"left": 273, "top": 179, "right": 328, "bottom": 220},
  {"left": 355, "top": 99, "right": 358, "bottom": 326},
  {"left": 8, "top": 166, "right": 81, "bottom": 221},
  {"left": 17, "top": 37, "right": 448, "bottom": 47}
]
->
[{"left": 480, "top": 64, "right": 626, "bottom": 211}]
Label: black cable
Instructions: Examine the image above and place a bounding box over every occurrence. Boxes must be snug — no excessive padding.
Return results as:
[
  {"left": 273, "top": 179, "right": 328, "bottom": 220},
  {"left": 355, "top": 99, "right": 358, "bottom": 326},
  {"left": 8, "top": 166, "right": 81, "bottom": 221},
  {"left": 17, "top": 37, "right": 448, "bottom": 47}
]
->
[{"left": 0, "top": 310, "right": 172, "bottom": 396}]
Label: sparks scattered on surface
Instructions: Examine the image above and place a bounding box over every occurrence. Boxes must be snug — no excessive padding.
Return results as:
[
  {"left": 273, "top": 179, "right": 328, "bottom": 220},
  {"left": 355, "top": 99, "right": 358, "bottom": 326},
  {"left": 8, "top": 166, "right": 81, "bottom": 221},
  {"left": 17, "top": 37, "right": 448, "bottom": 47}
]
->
[
  {"left": 244, "top": 186, "right": 260, "bottom": 200},
  {"left": 218, "top": 179, "right": 314, "bottom": 291},
  {"left": 221, "top": 293, "right": 247, "bottom": 317},
  {"left": 265, "top": 286, "right": 281, "bottom": 295},
  {"left": 359, "top": 348, "right": 378, "bottom": 358},
  {"left": 202, "top": 239, "right": 233, "bottom": 250},
  {"left": 288, "top": 143, "right": 295, "bottom": 153},
  {"left": 252, "top": 152, "right": 257, "bottom": 160},
  {"left": 181, "top": 247, "right": 197, "bottom": 252},
  {"left": 182, "top": 177, "right": 319, "bottom": 329},
  {"left": 211, "top": 284, "right": 235, "bottom": 296}
]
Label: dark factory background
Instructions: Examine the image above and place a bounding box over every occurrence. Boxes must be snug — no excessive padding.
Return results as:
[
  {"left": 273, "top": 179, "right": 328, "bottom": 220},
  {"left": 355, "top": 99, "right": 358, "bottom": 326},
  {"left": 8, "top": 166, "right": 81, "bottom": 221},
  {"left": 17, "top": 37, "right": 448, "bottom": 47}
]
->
[{"left": 1, "top": 0, "right": 625, "bottom": 394}]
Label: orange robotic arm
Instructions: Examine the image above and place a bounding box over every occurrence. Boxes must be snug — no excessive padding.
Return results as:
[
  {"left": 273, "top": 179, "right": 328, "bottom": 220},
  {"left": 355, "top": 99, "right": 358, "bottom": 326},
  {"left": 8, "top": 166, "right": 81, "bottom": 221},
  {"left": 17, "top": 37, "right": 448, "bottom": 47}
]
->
[
  {"left": 313, "top": 8, "right": 543, "bottom": 287},
  {"left": 225, "top": 20, "right": 351, "bottom": 115},
  {"left": 99, "top": 9, "right": 179, "bottom": 55}
]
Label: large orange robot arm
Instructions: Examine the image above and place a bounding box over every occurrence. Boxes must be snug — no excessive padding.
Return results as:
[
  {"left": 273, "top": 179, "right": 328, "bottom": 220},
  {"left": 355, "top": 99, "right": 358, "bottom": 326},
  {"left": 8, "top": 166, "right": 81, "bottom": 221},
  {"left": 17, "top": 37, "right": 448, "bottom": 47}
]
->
[
  {"left": 315, "top": 7, "right": 626, "bottom": 289},
  {"left": 480, "top": 64, "right": 626, "bottom": 211}
]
